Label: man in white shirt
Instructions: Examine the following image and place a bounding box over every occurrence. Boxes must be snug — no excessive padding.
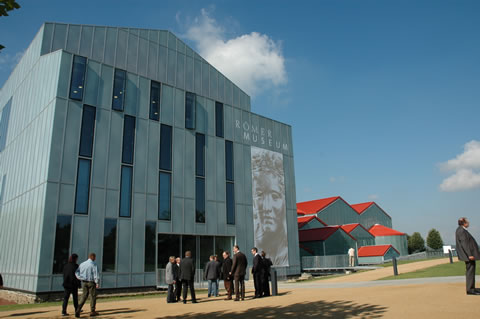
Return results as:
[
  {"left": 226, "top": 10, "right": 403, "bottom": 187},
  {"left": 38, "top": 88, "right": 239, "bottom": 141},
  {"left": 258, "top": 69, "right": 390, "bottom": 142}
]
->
[
  {"left": 75, "top": 253, "right": 100, "bottom": 317},
  {"left": 348, "top": 248, "right": 355, "bottom": 267}
]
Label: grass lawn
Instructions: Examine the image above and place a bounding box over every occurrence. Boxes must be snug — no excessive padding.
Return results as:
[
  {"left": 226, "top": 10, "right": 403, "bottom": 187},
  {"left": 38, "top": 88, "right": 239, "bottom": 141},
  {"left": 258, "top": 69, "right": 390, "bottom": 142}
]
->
[
  {"left": 379, "top": 261, "right": 480, "bottom": 280},
  {"left": 379, "top": 257, "right": 444, "bottom": 268}
]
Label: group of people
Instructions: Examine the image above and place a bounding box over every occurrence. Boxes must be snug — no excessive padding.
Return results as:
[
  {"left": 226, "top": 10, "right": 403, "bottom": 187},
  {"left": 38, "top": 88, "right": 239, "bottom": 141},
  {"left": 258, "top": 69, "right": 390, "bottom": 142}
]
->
[{"left": 165, "top": 245, "right": 273, "bottom": 303}]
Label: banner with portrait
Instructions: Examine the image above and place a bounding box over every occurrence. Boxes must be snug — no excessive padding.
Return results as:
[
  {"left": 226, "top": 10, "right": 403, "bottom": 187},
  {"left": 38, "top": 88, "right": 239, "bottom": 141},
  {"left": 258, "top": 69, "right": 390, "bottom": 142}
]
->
[{"left": 251, "top": 146, "right": 289, "bottom": 266}]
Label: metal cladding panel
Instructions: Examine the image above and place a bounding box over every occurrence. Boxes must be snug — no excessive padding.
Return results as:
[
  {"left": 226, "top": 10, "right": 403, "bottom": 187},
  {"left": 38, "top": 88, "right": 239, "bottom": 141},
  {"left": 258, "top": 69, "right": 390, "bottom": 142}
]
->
[
  {"left": 85, "top": 60, "right": 101, "bottom": 106},
  {"left": 174, "top": 88, "right": 185, "bottom": 128},
  {"left": 375, "top": 235, "right": 408, "bottom": 256},
  {"left": 172, "top": 128, "right": 185, "bottom": 197},
  {"left": 134, "top": 119, "right": 148, "bottom": 194},
  {"left": 88, "top": 188, "right": 106, "bottom": 257},
  {"left": 118, "top": 219, "right": 132, "bottom": 273},
  {"left": 350, "top": 226, "right": 375, "bottom": 247},
  {"left": 124, "top": 73, "right": 138, "bottom": 116},
  {"left": 325, "top": 230, "right": 356, "bottom": 256},
  {"left": 358, "top": 256, "right": 384, "bottom": 265},
  {"left": 92, "top": 108, "right": 110, "bottom": 188},
  {"left": 360, "top": 205, "right": 393, "bottom": 229},
  {"left": 317, "top": 199, "right": 360, "bottom": 226},
  {"left": 184, "top": 131, "right": 195, "bottom": 199}
]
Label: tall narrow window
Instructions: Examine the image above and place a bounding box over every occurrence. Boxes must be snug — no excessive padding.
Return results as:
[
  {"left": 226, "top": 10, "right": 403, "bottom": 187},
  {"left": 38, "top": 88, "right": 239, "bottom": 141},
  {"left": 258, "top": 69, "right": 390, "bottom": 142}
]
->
[
  {"left": 196, "top": 177, "right": 205, "bottom": 223},
  {"left": 225, "top": 140, "right": 235, "bottom": 224},
  {"left": 215, "top": 101, "right": 224, "bottom": 138},
  {"left": 145, "top": 221, "right": 156, "bottom": 272},
  {"left": 158, "top": 172, "right": 171, "bottom": 220},
  {"left": 102, "top": 219, "right": 117, "bottom": 272},
  {"left": 195, "top": 133, "right": 206, "bottom": 223},
  {"left": 52, "top": 215, "right": 72, "bottom": 274},
  {"left": 75, "top": 105, "right": 96, "bottom": 215},
  {"left": 79, "top": 105, "right": 96, "bottom": 158},
  {"left": 185, "top": 92, "right": 196, "bottom": 129},
  {"left": 112, "top": 69, "right": 126, "bottom": 111},
  {"left": 69, "top": 55, "right": 87, "bottom": 101},
  {"left": 150, "top": 81, "right": 161, "bottom": 121},
  {"left": 119, "top": 166, "right": 133, "bottom": 217},
  {"left": 226, "top": 182, "right": 235, "bottom": 225},
  {"left": 159, "top": 124, "right": 172, "bottom": 171},
  {"left": 122, "top": 115, "right": 136, "bottom": 165},
  {"left": 75, "top": 159, "right": 92, "bottom": 214}
]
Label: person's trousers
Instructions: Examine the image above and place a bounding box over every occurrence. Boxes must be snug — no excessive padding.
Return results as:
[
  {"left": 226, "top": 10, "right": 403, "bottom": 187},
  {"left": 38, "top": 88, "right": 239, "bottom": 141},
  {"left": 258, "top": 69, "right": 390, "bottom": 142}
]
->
[
  {"left": 349, "top": 256, "right": 355, "bottom": 267},
  {"left": 262, "top": 274, "right": 270, "bottom": 296},
  {"left": 466, "top": 260, "right": 476, "bottom": 292},
  {"left": 174, "top": 280, "right": 182, "bottom": 301},
  {"left": 224, "top": 279, "right": 233, "bottom": 299},
  {"left": 182, "top": 280, "right": 196, "bottom": 302},
  {"left": 167, "top": 284, "right": 176, "bottom": 302},
  {"left": 77, "top": 281, "right": 96, "bottom": 312},
  {"left": 62, "top": 287, "right": 78, "bottom": 313},
  {"left": 207, "top": 279, "right": 218, "bottom": 296},
  {"left": 234, "top": 276, "right": 245, "bottom": 300},
  {"left": 253, "top": 272, "right": 263, "bottom": 297}
]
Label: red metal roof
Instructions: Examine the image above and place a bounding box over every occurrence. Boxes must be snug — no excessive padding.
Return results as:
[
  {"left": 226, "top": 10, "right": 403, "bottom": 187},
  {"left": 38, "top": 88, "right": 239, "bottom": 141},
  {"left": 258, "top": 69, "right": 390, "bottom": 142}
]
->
[
  {"left": 298, "top": 226, "right": 340, "bottom": 242},
  {"left": 351, "top": 202, "right": 375, "bottom": 214},
  {"left": 296, "top": 196, "right": 340, "bottom": 214},
  {"left": 340, "top": 223, "right": 373, "bottom": 235},
  {"left": 297, "top": 208, "right": 306, "bottom": 216},
  {"left": 369, "top": 224, "right": 405, "bottom": 237},
  {"left": 358, "top": 245, "right": 400, "bottom": 257},
  {"left": 297, "top": 216, "right": 328, "bottom": 229}
]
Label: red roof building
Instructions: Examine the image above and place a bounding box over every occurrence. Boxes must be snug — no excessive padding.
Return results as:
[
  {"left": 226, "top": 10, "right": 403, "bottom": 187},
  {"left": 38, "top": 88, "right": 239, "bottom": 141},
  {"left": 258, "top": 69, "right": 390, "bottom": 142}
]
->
[
  {"left": 358, "top": 245, "right": 400, "bottom": 257},
  {"left": 296, "top": 196, "right": 340, "bottom": 215},
  {"left": 369, "top": 224, "right": 405, "bottom": 237},
  {"left": 297, "top": 215, "right": 327, "bottom": 230}
]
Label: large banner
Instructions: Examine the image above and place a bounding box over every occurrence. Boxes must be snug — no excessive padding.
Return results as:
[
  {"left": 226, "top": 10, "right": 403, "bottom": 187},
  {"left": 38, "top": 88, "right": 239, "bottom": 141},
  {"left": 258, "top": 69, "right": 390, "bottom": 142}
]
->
[{"left": 251, "top": 147, "right": 289, "bottom": 266}]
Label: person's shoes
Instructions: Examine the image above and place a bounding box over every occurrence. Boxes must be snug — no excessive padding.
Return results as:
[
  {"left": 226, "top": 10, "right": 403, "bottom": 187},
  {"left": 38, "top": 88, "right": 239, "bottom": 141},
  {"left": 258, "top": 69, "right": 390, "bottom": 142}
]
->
[
  {"left": 234, "top": 298, "right": 240, "bottom": 301},
  {"left": 90, "top": 311, "right": 99, "bottom": 316},
  {"left": 224, "top": 297, "right": 232, "bottom": 300},
  {"left": 74, "top": 311, "right": 80, "bottom": 318},
  {"left": 192, "top": 300, "right": 198, "bottom": 303},
  {"left": 475, "top": 288, "right": 480, "bottom": 293},
  {"left": 466, "top": 290, "right": 480, "bottom": 295},
  {"left": 62, "top": 312, "right": 68, "bottom": 316}
]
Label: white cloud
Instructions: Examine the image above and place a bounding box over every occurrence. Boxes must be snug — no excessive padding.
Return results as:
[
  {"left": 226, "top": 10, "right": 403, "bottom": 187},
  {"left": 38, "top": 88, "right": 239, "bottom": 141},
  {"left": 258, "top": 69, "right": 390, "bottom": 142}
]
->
[
  {"left": 368, "top": 194, "right": 379, "bottom": 200},
  {"left": 0, "top": 50, "right": 24, "bottom": 70},
  {"left": 439, "top": 140, "right": 480, "bottom": 192},
  {"left": 183, "top": 9, "right": 287, "bottom": 96}
]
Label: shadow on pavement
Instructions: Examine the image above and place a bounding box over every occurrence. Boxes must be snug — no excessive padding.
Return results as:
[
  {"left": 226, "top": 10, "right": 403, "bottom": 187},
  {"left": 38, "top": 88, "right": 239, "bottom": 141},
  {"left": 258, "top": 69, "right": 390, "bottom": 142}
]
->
[
  {"left": 5, "top": 311, "right": 49, "bottom": 317},
  {"left": 156, "top": 300, "right": 387, "bottom": 319}
]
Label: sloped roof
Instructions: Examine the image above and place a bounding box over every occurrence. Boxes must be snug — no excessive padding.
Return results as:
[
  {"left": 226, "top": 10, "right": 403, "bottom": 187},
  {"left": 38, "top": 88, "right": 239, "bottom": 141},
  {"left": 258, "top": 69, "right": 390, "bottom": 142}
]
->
[
  {"left": 351, "top": 202, "right": 375, "bottom": 214},
  {"left": 369, "top": 224, "right": 405, "bottom": 237},
  {"left": 297, "top": 216, "right": 328, "bottom": 229},
  {"left": 299, "top": 243, "right": 314, "bottom": 255},
  {"left": 296, "top": 196, "right": 341, "bottom": 215},
  {"left": 358, "top": 245, "right": 400, "bottom": 257},
  {"left": 298, "top": 226, "right": 340, "bottom": 242},
  {"left": 340, "top": 223, "right": 372, "bottom": 235},
  {"left": 297, "top": 208, "right": 306, "bottom": 216}
]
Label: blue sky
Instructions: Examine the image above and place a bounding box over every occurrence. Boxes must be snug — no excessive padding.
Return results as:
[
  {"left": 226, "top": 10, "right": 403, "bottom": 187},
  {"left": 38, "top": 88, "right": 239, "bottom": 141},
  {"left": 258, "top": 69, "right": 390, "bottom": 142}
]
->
[{"left": 1, "top": 0, "right": 479, "bottom": 244}]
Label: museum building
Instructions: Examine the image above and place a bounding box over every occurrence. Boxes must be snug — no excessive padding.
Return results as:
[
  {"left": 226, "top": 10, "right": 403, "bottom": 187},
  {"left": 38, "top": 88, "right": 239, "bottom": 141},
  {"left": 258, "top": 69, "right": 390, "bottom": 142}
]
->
[{"left": 0, "top": 23, "right": 299, "bottom": 293}]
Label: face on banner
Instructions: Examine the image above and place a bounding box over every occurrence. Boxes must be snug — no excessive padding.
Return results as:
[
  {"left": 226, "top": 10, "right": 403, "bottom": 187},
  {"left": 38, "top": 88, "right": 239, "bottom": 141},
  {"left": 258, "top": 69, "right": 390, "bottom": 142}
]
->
[{"left": 251, "top": 147, "right": 289, "bottom": 267}]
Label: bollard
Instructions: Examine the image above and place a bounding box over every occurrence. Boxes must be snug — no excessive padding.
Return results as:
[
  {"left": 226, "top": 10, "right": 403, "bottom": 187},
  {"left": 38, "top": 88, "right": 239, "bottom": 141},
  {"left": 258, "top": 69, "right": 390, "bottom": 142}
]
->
[
  {"left": 392, "top": 257, "right": 398, "bottom": 276},
  {"left": 270, "top": 268, "right": 278, "bottom": 296},
  {"left": 448, "top": 249, "right": 453, "bottom": 264}
]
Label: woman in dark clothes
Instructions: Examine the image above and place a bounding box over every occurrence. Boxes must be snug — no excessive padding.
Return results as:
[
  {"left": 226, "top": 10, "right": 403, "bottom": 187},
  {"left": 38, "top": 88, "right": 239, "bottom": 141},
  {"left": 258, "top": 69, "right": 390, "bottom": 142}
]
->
[{"left": 62, "top": 254, "right": 81, "bottom": 316}]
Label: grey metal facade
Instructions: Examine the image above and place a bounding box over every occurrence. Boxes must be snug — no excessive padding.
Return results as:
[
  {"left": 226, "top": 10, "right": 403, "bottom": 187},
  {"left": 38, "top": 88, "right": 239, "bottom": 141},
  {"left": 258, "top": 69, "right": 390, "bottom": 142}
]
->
[{"left": 0, "top": 23, "right": 300, "bottom": 293}]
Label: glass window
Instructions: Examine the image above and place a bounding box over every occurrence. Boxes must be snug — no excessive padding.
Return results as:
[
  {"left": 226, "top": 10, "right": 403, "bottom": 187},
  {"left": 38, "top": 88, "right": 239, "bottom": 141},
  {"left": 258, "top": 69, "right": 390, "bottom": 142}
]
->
[
  {"left": 79, "top": 105, "right": 96, "bottom": 158},
  {"left": 149, "top": 81, "right": 161, "bottom": 121},
  {"left": 195, "top": 177, "right": 205, "bottom": 223},
  {"left": 158, "top": 234, "right": 180, "bottom": 268},
  {"left": 195, "top": 133, "right": 205, "bottom": 177},
  {"left": 159, "top": 124, "right": 172, "bottom": 171},
  {"left": 119, "top": 166, "right": 133, "bottom": 217},
  {"left": 112, "top": 69, "right": 126, "bottom": 111},
  {"left": 102, "top": 218, "right": 117, "bottom": 272},
  {"left": 145, "top": 221, "right": 156, "bottom": 272},
  {"left": 158, "top": 172, "right": 171, "bottom": 220},
  {"left": 199, "top": 236, "right": 214, "bottom": 269},
  {"left": 52, "top": 215, "right": 72, "bottom": 274},
  {"left": 74, "top": 159, "right": 91, "bottom": 214},
  {"left": 225, "top": 140, "right": 234, "bottom": 181},
  {"left": 69, "top": 55, "right": 87, "bottom": 101},
  {"left": 185, "top": 92, "right": 196, "bottom": 129},
  {"left": 215, "top": 236, "right": 234, "bottom": 263},
  {"left": 122, "top": 115, "right": 136, "bottom": 164},
  {"left": 226, "top": 182, "right": 235, "bottom": 225},
  {"left": 215, "top": 101, "right": 224, "bottom": 138},
  {"left": 182, "top": 235, "right": 197, "bottom": 262}
]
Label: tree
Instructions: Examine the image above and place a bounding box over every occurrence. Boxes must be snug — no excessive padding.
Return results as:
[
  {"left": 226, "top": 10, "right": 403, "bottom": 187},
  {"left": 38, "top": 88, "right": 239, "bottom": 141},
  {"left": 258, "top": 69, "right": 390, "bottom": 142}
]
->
[
  {"left": 0, "top": 0, "right": 21, "bottom": 51},
  {"left": 426, "top": 228, "right": 444, "bottom": 250},
  {"left": 408, "top": 232, "right": 425, "bottom": 253}
]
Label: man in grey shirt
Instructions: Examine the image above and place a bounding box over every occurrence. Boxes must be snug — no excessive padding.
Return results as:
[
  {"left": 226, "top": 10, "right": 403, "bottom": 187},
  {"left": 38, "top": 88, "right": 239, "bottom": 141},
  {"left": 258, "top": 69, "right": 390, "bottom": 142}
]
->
[{"left": 75, "top": 253, "right": 100, "bottom": 317}]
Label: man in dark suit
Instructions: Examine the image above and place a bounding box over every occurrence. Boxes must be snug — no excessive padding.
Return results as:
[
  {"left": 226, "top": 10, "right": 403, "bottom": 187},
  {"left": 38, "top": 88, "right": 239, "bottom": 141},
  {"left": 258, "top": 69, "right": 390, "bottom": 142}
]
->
[
  {"left": 179, "top": 251, "right": 197, "bottom": 303},
  {"left": 456, "top": 217, "right": 480, "bottom": 295},
  {"left": 222, "top": 251, "right": 233, "bottom": 300},
  {"left": 251, "top": 247, "right": 264, "bottom": 298},
  {"left": 62, "top": 254, "right": 81, "bottom": 316},
  {"left": 173, "top": 257, "right": 182, "bottom": 302},
  {"left": 261, "top": 251, "right": 272, "bottom": 297},
  {"left": 230, "top": 245, "right": 247, "bottom": 301}
]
